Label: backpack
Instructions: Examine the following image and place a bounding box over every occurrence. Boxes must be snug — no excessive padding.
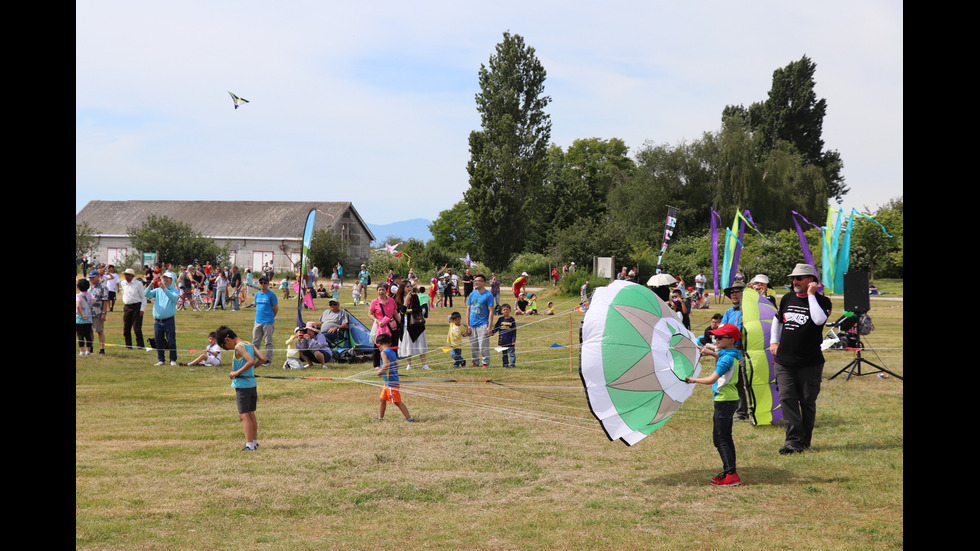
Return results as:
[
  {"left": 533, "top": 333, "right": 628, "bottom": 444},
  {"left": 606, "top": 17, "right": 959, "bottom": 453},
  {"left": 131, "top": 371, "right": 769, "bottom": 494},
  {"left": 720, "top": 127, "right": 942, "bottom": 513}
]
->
[{"left": 857, "top": 314, "right": 874, "bottom": 335}]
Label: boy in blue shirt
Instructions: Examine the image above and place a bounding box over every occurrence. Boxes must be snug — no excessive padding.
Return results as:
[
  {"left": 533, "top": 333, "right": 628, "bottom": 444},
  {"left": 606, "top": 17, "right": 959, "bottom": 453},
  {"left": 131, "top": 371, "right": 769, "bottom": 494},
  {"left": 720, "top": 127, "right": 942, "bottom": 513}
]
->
[
  {"left": 374, "top": 334, "right": 414, "bottom": 422},
  {"left": 491, "top": 304, "right": 517, "bottom": 368},
  {"left": 217, "top": 325, "right": 266, "bottom": 451},
  {"left": 686, "top": 323, "right": 743, "bottom": 487}
]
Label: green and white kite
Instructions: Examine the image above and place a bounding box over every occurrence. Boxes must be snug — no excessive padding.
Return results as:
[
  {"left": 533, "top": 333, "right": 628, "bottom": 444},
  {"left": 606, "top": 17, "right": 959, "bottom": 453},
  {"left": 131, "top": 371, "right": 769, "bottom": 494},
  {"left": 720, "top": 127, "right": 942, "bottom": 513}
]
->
[{"left": 580, "top": 280, "right": 701, "bottom": 445}]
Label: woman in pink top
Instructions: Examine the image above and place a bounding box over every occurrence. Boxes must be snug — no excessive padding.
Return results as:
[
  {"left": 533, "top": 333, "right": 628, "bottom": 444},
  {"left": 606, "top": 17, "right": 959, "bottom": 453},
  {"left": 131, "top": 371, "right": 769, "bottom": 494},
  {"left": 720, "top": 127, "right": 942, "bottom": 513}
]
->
[{"left": 369, "top": 283, "right": 400, "bottom": 367}]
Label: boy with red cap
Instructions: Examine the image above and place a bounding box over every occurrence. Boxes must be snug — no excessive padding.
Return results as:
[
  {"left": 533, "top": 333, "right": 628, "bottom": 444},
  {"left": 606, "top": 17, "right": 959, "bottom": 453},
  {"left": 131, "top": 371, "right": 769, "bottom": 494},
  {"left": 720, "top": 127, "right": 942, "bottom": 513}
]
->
[{"left": 687, "top": 323, "right": 743, "bottom": 487}]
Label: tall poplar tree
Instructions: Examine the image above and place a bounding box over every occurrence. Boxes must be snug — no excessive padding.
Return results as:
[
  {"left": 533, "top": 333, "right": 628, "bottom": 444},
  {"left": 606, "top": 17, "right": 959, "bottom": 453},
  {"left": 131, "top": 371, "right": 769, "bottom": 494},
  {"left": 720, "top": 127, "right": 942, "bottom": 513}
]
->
[{"left": 465, "top": 32, "right": 552, "bottom": 269}]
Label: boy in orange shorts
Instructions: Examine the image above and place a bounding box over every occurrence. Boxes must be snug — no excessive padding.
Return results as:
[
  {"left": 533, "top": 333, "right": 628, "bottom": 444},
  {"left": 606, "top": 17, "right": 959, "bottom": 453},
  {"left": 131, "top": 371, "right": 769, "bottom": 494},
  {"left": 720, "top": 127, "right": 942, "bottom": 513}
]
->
[{"left": 374, "top": 333, "right": 415, "bottom": 422}]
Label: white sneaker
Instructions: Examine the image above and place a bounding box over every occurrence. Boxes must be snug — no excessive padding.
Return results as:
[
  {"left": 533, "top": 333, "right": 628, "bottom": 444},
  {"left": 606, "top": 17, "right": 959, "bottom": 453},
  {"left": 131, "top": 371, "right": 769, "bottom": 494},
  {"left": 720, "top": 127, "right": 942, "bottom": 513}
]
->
[
  {"left": 405, "top": 365, "right": 413, "bottom": 370},
  {"left": 154, "top": 361, "right": 165, "bottom": 366},
  {"left": 422, "top": 365, "right": 431, "bottom": 370},
  {"left": 170, "top": 361, "right": 177, "bottom": 366}
]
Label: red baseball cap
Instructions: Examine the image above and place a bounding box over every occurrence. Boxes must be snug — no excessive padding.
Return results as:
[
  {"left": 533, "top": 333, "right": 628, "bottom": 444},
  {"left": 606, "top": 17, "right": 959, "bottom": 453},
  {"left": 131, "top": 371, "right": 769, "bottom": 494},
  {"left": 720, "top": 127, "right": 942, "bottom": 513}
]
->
[{"left": 708, "top": 323, "right": 741, "bottom": 341}]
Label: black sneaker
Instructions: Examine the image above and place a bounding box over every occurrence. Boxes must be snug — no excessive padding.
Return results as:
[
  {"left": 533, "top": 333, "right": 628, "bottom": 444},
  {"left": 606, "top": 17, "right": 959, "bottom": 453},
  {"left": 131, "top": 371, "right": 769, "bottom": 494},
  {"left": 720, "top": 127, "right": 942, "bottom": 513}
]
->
[{"left": 778, "top": 444, "right": 804, "bottom": 455}]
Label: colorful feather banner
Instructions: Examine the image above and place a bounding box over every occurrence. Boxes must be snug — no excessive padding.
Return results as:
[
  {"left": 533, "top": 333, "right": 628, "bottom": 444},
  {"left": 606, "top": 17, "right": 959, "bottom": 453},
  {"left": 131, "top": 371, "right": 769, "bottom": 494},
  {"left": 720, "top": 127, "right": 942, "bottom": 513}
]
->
[{"left": 297, "top": 209, "right": 316, "bottom": 328}]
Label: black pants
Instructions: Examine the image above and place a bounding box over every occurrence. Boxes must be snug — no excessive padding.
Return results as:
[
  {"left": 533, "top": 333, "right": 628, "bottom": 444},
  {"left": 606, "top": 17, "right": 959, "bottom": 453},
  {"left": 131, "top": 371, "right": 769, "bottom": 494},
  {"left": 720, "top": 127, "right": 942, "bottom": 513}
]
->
[
  {"left": 122, "top": 303, "right": 145, "bottom": 349},
  {"left": 713, "top": 400, "right": 738, "bottom": 475},
  {"left": 775, "top": 361, "right": 823, "bottom": 449},
  {"left": 76, "top": 323, "right": 93, "bottom": 350}
]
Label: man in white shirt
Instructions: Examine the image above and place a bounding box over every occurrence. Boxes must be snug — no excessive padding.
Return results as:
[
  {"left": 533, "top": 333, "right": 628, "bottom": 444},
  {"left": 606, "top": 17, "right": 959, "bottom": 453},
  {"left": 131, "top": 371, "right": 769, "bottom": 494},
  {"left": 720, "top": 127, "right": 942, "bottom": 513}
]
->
[{"left": 120, "top": 268, "right": 147, "bottom": 350}]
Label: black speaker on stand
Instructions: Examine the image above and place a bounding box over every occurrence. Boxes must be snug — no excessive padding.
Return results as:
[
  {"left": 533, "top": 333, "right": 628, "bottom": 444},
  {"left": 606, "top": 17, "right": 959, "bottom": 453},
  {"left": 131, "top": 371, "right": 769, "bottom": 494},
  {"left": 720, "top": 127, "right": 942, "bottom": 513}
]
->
[{"left": 829, "top": 271, "right": 902, "bottom": 381}]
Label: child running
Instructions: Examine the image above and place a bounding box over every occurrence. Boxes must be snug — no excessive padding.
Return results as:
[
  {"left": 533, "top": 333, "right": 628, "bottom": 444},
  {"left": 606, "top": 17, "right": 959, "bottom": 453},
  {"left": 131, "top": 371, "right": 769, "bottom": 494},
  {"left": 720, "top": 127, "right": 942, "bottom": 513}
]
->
[
  {"left": 685, "top": 323, "right": 743, "bottom": 486},
  {"left": 217, "top": 325, "right": 267, "bottom": 451},
  {"left": 374, "top": 333, "right": 414, "bottom": 422}
]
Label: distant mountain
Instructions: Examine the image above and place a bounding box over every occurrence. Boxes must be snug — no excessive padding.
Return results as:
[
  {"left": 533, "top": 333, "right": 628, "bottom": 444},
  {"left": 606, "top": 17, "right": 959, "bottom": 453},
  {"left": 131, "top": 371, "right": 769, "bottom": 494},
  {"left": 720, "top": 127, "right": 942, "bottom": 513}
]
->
[{"left": 367, "top": 218, "right": 433, "bottom": 244}]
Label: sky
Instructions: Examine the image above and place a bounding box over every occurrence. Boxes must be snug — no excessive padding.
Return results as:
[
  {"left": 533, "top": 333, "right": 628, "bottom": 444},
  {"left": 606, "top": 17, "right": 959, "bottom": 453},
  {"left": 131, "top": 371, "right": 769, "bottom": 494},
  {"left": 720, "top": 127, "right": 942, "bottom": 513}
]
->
[{"left": 76, "top": 1, "right": 903, "bottom": 230}]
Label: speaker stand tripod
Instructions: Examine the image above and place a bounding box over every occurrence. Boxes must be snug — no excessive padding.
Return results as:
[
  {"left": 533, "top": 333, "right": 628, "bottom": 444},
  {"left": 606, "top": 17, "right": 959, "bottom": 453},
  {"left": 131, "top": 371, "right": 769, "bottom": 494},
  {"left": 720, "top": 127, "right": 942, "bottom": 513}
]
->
[{"left": 829, "top": 336, "right": 902, "bottom": 381}]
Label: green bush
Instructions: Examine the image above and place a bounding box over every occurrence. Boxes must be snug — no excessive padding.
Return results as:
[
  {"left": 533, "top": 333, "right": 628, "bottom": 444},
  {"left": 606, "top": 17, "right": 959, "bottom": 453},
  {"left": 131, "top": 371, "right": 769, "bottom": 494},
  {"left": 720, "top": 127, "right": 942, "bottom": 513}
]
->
[
  {"left": 510, "top": 252, "right": 554, "bottom": 282},
  {"left": 558, "top": 270, "right": 609, "bottom": 297}
]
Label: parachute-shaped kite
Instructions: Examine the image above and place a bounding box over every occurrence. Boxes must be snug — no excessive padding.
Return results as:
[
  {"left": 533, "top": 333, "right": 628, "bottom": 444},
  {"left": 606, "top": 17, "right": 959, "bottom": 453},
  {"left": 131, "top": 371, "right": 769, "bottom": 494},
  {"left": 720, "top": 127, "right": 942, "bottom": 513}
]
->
[
  {"left": 580, "top": 280, "right": 701, "bottom": 445},
  {"left": 228, "top": 91, "right": 249, "bottom": 109}
]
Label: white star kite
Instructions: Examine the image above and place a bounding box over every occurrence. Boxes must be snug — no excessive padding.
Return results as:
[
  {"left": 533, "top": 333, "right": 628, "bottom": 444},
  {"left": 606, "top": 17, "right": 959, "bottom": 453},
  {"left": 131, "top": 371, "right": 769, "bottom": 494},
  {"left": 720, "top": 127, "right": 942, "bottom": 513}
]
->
[{"left": 228, "top": 91, "right": 249, "bottom": 109}]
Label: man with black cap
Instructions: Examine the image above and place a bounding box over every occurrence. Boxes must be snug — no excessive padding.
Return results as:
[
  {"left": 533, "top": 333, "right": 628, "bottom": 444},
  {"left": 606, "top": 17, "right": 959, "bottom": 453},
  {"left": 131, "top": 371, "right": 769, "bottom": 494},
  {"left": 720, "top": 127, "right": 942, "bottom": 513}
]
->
[{"left": 770, "top": 263, "right": 833, "bottom": 455}]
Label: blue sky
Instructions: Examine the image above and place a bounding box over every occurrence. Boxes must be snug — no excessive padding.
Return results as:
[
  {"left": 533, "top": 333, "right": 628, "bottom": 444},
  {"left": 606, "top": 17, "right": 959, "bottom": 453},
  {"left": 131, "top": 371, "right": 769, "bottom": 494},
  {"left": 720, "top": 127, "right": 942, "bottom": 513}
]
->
[{"left": 76, "top": 1, "right": 903, "bottom": 229}]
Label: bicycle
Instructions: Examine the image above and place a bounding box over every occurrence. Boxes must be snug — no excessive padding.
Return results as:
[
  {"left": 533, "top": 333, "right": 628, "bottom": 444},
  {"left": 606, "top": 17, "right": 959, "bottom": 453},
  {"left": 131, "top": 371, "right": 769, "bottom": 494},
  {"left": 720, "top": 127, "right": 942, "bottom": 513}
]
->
[{"left": 177, "top": 287, "right": 207, "bottom": 311}]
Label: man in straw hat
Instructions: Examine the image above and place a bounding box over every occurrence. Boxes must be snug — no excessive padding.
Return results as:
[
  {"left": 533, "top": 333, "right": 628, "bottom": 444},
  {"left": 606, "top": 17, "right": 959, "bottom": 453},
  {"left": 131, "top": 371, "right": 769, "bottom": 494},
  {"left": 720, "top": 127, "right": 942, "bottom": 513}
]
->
[{"left": 770, "top": 263, "right": 833, "bottom": 455}]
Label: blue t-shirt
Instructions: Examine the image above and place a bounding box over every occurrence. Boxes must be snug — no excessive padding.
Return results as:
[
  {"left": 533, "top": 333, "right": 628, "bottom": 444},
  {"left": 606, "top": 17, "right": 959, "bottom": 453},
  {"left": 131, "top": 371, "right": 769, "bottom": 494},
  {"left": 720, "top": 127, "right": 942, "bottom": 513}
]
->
[
  {"left": 254, "top": 290, "right": 278, "bottom": 325},
  {"left": 382, "top": 348, "right": 399, "bottom": 387},
  {"left": 466, "top": 289, "right": 494, "bottom": 327},
  {"left": 712, "top": 348, "right": 742, "bottom": 401},
  {"left": 720, "top": 306, "right": 742, "bottom": 345}
]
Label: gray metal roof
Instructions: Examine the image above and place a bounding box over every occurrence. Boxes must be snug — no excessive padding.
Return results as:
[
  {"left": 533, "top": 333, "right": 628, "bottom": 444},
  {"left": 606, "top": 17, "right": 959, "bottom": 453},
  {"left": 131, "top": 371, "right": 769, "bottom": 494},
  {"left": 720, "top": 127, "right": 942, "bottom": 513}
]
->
[{"left": 75, "top": 200, "right": 375, "bottom": 241}]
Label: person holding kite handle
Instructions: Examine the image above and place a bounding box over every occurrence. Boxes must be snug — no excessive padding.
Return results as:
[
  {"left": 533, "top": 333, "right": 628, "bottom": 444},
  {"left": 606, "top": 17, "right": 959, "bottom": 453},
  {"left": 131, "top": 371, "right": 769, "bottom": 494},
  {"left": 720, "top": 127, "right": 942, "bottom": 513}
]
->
[
  {"left": 686, "top": 323, "right": 743, "bottom": 487},
  {"left": 769, "top": 264, "right": 832, "bottom": 455}
]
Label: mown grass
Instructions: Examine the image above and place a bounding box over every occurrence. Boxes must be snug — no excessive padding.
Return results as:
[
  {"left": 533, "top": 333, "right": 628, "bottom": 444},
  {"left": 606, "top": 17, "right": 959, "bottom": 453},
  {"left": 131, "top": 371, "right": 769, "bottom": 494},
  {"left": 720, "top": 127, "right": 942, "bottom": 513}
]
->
[{"left": 77, "top": 281, "right": 902, "bottom": 549}]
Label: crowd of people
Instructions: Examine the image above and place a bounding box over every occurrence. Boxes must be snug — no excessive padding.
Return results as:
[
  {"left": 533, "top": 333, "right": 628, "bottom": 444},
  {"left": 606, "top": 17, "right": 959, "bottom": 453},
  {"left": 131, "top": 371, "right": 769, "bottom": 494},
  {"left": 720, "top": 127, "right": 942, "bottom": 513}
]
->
[{"left": 77, "top": 257, "right": 838, "bottom": 471}]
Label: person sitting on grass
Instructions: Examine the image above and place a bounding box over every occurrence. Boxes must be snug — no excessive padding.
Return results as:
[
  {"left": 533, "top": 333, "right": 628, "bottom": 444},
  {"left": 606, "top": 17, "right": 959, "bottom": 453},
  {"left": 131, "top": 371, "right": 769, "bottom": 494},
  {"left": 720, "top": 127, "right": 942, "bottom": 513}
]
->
[
  {"left": 283, "top": 326, "right": 307, "bottom": 370},
  {"left": 373, "top": 333, "right": 414, "bottom": 422},
  {"left": 299, "top": 321, "right": 332, "bottom": 367},
  {"left": 181, "top": 332, "right": 222, "bottom": 366}
]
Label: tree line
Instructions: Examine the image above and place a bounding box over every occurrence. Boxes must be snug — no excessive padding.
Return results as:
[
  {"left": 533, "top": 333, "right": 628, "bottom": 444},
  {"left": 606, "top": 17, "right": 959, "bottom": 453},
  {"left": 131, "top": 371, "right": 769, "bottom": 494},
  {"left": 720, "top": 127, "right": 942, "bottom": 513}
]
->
[{"left": 424, "top": 32, "right": 901, "bottom": 285}]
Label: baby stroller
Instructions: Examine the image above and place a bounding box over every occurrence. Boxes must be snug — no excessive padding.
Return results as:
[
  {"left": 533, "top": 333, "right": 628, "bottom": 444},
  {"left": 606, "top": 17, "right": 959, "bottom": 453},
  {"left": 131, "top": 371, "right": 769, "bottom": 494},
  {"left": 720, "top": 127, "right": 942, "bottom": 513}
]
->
[{"left": 821, "top": 312, "right": 873, "bottom": 350}]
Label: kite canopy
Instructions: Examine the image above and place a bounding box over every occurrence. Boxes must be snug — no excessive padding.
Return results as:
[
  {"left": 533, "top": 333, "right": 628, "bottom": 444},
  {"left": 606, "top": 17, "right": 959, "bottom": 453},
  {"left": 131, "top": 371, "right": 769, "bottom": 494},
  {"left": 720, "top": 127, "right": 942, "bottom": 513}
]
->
[
  {"left": 740, "top": 287, "right": 782, "bottom": 426},
  {"left": 580, "top": 280, "right": 701, "bottom": 446}
]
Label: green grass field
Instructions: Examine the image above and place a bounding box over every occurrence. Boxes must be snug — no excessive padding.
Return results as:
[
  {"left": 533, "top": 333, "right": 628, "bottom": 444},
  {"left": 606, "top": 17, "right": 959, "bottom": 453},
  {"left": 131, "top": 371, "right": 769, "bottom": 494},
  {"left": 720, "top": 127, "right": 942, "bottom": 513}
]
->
[{"left": 76, "top": 282, "right": 903, "bottom": 549}]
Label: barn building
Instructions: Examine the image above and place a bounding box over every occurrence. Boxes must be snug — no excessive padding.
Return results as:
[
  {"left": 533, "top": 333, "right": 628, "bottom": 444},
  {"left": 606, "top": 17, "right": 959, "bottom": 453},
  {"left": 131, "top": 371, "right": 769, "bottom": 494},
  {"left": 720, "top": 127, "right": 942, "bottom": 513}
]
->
[{"left": 75, "top": 201, "right": 375, "bottom": 272}]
